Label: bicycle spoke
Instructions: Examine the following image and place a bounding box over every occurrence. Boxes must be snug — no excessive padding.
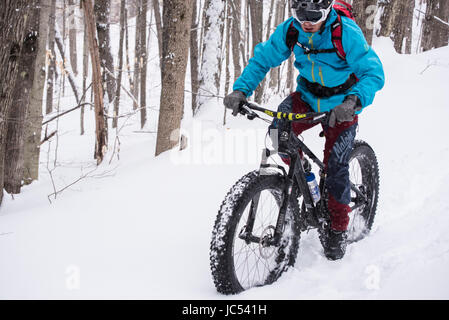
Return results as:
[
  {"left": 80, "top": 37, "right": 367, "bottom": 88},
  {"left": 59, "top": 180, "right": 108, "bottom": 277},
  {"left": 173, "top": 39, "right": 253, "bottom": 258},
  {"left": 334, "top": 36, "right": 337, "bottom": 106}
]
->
[{"left": 232, "top": 188, "right": 284, "bottom": 290}]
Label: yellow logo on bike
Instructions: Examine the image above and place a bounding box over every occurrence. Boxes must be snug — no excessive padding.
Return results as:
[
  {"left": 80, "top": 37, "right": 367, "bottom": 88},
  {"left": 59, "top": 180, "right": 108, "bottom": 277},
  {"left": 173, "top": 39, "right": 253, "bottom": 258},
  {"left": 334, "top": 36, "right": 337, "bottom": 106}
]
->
[
  {"left": 273, "top": 112, "right": 307, "bottom": 120},
  {"left": 264, "top": 110, "right": 274, "bottom": 117}
]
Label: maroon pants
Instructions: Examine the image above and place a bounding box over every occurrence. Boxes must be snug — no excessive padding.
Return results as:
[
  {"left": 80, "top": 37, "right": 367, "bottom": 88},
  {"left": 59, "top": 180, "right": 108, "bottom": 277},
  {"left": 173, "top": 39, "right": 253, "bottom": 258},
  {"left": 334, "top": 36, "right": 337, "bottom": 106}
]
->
[{"left": 273, "top": 92, "right": 358, "bottom": 231}]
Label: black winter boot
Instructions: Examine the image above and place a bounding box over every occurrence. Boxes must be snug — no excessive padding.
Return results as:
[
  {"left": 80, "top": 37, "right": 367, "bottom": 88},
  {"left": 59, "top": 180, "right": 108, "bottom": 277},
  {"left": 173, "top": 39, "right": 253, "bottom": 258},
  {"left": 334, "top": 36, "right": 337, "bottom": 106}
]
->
[{"left": 323, "top": 228, "right": 348, "bottom": 261}]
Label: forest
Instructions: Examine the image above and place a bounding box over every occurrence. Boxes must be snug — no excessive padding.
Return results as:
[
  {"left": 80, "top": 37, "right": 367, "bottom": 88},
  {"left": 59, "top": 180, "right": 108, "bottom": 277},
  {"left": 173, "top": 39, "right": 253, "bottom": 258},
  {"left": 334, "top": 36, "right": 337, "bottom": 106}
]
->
[
  {"left": 0, "top": 0, "right": 448, "bottom": 205},
  {"left": 1, "top": 0, "right": 449, "bottom": 300}
]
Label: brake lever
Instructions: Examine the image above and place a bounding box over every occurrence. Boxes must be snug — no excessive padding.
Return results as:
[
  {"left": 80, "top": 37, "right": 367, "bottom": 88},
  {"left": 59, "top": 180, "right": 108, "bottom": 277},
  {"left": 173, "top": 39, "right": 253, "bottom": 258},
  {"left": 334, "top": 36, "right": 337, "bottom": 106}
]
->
[{"left": 240, "top": 104, "right": 257, "bottom": 120}]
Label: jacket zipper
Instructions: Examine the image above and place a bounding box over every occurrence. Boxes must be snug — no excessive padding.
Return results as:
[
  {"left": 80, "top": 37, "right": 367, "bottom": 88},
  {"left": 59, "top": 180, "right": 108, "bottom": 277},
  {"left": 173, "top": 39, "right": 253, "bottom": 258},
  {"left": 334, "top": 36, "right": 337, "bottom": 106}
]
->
[{"left": 307, "top": 34, "right": 321, "bottom": 112}]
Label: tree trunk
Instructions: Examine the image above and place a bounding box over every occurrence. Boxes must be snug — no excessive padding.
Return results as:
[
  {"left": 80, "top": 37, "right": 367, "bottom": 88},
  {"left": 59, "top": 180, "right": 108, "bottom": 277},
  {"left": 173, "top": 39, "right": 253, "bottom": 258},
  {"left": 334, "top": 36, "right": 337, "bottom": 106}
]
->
[
  {"left": 0, "top": 0, "right": 32, "bottom": 205},
  {"left": 132, "top": 4, "right": 141, "bottom": 110},
  {"left": 113, "top": 0, "right": 126, "bottom": 129},
  {"left": 421, "top": 0, "right": 449, "bottom": 51},
  {"left": 81, "top": 13, "right": 89, "bottom": 135},
  {"left": 377, "top": 0, "right": 413, "bottom": 54},
  {"left": 95, "top": 0, "right": 116, "bottom": 110},
  {"left": 230, "top": 0, "right": 242, "bottom": 81},
  {"left": 139, "top": 0, "right": 148, "bottom": 128},
  {"left": 4, "top": 1, "right": 40, "bottom": 194},
  {"left": 124, "top": 7, "right": 133, "bottom": 93},
  {"left": 83, "top": 0, "right": 108, "bottom": 164},
  {"left": 216, "top": 1, "right": 226, "bottom": 98},
  {"left": 68, "top": 0, "right": 78, "bottom": 76},
  {"left": 62, "top": 0, "right": 67, "bottom": 96},
  {"left": 249, "top": 0, "right": 264, "bottom": 103},
  {"left": 265, "top": 0, "right": 275, "bottom": 41},
  {"left": 352, "top": 0, "right": 377, "bottom": 45},
  {"left": 23, "top": 0, "right": 49, "bottom": 185},
  {"left": 197, "top": 0, "right": 225, "bottom": 114},
  {"left": 190, "top": 0, "right": 200, "bottom": 115},
  {"left": 55, "top": 29, "right": 80, "bottom": 105},
  {"left": 224, "top": 1, "right": 232, "bottom": 97},
  {"left": 223, "top": 0, "right": 232, "bottom": 125},
  {"left": 152, "top": 0, "right": 163, "bottom": 66},
  {"left": 269, "top": 0, "right": 285, "bottom": 92},
  {"left": 46, "top": 0, "right": 57, "bottom": 115},
  {"left": 155, "top": 0, "right": 192, "bottom": 156}
]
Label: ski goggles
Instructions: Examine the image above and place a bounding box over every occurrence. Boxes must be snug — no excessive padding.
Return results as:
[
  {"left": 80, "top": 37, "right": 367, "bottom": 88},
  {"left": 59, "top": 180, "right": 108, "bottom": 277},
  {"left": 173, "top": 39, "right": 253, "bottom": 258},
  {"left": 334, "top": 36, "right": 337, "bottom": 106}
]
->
[{"left": 291, "top": 0, "right": 333, "bottom": 24}]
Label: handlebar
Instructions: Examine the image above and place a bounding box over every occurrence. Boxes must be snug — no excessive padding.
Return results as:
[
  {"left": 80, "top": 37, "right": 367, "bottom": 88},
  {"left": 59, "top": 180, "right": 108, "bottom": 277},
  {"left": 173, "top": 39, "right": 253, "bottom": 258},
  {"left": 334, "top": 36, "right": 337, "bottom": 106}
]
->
[{"left": 240, "top": 102, "right": 329, "bottom": 124}]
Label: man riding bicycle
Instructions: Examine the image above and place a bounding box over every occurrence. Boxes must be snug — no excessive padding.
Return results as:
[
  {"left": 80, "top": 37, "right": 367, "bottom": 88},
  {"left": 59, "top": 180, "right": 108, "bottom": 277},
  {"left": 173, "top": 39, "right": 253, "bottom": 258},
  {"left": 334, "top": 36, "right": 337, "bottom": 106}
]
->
[{"left": 224, "top": 0, "right": 385, "bottom": 260}]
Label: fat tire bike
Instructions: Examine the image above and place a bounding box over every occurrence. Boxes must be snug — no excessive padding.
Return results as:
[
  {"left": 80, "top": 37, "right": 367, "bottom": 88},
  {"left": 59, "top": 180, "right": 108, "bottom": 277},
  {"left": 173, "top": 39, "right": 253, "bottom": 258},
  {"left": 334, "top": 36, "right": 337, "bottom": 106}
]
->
[{"left": 210, "top": 102, "right": 379, "bottom": 294}]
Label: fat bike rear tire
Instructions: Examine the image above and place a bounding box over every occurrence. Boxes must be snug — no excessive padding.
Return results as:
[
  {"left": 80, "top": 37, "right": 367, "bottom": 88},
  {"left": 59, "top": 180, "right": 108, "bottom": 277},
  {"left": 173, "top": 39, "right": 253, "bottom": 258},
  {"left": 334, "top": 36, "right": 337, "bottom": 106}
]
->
[
  {"left": 318, "top": 140, "right": 380, "bottom": 251},
  {"left": 346, "top": 140, "right": 380, "bottom": 243}
]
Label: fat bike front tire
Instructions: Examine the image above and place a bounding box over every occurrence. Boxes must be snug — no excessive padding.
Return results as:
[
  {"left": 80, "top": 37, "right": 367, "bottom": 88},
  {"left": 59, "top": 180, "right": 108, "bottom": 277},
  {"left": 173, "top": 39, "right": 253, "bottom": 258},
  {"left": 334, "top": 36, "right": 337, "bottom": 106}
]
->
[{"left": 210, "top": 170, "right": 301, "bottom": 295}]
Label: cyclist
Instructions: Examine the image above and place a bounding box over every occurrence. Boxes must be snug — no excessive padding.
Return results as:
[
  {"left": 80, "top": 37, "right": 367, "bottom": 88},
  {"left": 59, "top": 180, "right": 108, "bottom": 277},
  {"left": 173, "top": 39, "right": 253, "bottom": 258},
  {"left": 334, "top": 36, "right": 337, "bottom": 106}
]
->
[{"left": 224, "top": 0, "right": 385, "bottom": 260}]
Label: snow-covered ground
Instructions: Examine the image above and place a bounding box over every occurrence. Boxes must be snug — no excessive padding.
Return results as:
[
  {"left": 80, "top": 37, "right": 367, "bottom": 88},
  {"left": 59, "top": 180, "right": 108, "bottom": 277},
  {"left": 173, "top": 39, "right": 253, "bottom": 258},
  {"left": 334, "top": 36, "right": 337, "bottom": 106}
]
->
[{"left": 1, "top": 35, "right": 449, "bottom": 299}]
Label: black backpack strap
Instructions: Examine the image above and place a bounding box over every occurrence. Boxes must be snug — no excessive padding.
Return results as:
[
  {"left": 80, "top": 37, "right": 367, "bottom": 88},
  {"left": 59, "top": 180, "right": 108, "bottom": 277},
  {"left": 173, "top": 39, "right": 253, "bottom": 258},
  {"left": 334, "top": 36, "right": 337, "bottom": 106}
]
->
[
  {"left": 300, "top": 73, "right": 358, "bottom": 98},
  {"left": 287, "top": 21, "right": 337, "bottom": 55},
  {"left": 286, "top": 15, "right": 347, "bottom": 60}
]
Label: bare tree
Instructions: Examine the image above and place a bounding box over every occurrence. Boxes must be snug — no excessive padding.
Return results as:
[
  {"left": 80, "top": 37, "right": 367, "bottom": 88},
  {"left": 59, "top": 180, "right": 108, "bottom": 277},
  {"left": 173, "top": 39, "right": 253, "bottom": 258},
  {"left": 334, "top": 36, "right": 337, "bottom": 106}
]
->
[
  {"left": 352, "top": 0, "right": 377, "bottom": 45},
  {"left": 124, "top": 8, "right": 133, "bottom": 93},
  {"left": 24, "top": 0, "right": 50, "bottom": 185},
  {"left": 113, "top": 0, "right": 126, "bottom": 129},
  {"left": 83, "top": 0, "right": 108, "bottom": 164},
  {"left": 155, "top": 0, "right": 193, "bottom": 156},
  {"left": 269, "top": 0, "right": 286, "bottom": 93},
  {"left": 224, "top": 1, "right": 232, "bottom": 97},
  {"left": 55, "top": 29, "right": 81, "bottom": 104},
  {"left": 197, "top": 0, "right": 226, "bottom": 114},
  {"left": 46, "top": 0, "right": 57, "bottom": 115},
  {"left": 0, "top": 0, "right": 32, "bottom": 205},
  {"left": 68, "top": 0, "right": 78, "bottom": 75},
  {"left": 132, "top": 4, "right": 141, "bottom": 110},
  {"left": 249, "top": 0, "right": 264, "bottom": 103},
  {"left": 190, "top": 0, "right": 200, "bottom": 115},
  {"left": 139, "top": 0, "right": 148, "bottom": 128},
  {"left": 230, "top": 0, "right": 242, "bottom": 82},
  {"left": 421, "top": 0, "right": 449, "bottom": 51},
  {"left": 81, "top": 13, "right": 89, "bottom": 135},
  {"left": 152, "top": 0, "right": 163, "bottom": 65},
  {"left": 95, "top": 0, "right": 116, "bottom": 111},
  {"left": 4, "top": 2, "right": 40, "bottom": 194},
  {"left": 377, "top": 0, "right": 414, "bottom": 54}
]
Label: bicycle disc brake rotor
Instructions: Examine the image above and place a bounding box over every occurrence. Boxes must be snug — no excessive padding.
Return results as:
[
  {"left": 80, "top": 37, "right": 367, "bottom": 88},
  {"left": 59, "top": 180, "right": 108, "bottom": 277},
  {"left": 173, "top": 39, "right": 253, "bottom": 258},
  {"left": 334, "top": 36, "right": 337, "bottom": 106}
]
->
[{"left": 259, "top": 226, "right": 276, "bottom": 259}]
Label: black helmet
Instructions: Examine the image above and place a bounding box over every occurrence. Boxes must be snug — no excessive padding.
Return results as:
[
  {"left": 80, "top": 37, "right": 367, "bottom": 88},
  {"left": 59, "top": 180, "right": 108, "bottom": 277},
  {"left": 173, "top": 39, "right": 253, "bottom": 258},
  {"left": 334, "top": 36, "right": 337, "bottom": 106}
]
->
[{"left": 291, "top": 0, "right": 334, "bottom": 24}]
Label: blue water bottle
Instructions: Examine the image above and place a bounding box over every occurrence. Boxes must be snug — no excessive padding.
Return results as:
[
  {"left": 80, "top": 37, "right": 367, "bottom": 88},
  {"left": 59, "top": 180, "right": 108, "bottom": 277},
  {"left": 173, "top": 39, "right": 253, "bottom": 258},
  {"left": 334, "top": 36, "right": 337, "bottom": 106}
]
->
[{"left": 306, "top": 172, "right": 321, "bottom": 204}]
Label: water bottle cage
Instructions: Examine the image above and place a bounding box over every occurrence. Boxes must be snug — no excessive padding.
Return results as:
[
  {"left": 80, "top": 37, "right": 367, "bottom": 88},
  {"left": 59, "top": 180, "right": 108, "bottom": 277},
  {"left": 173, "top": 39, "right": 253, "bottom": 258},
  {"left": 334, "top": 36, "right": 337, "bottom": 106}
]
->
[{"left": 302, "top": 158, "right": 312, "bottom": 173}]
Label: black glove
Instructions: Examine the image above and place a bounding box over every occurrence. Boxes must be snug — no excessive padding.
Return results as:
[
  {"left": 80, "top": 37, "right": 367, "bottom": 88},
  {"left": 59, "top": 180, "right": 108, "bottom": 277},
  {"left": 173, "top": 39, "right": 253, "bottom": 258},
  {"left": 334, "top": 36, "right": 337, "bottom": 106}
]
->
[
  {"left": 328, "top": 95, "right": 362, "bottom": 128},
  {"left": 224, "top": 90, "right": 247, "bottom": 116}
]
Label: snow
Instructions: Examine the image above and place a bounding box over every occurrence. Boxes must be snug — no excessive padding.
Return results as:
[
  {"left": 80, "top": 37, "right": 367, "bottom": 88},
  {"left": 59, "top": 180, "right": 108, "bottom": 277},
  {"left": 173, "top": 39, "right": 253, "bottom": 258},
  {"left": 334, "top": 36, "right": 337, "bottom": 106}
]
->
[{"left": 1, "top": 21, "right": 449, "bottom": 300}]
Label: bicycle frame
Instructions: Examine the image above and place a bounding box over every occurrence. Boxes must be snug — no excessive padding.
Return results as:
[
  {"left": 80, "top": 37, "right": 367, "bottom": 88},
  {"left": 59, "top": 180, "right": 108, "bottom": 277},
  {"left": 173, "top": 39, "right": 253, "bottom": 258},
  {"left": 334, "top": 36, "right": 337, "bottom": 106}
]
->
[{"left": 238, "top": 102, "right": 368, "bottom": 247}]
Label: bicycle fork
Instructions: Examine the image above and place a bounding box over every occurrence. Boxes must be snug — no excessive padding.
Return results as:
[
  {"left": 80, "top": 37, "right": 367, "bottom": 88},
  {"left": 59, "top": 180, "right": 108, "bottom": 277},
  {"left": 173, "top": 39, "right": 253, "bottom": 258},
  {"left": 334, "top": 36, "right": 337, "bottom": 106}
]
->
[{"left": 238, "top": 153, "right": 317, "bottom": 247}]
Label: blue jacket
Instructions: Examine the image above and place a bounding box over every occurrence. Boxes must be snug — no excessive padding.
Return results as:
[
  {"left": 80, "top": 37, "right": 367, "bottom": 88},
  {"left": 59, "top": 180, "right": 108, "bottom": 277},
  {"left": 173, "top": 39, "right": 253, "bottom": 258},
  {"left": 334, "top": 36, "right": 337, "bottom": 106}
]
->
[{"left": 233, "top": 9, "right": 385, "bottom": 113}]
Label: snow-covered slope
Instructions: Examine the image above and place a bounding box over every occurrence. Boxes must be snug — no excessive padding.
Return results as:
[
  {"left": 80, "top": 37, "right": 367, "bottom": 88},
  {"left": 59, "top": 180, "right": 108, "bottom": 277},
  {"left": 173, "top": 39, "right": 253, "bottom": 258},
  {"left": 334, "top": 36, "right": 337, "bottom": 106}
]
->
[{"left": 1, "top": 38, "right": 449, "bottom": 299}]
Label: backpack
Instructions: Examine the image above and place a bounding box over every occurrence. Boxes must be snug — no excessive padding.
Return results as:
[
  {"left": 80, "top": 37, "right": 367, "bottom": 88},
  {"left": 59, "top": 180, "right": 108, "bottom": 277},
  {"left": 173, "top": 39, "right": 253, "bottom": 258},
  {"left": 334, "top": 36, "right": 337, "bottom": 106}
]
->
[{"left": 286, "top": 0, "right": 356, "bottom": 60}]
